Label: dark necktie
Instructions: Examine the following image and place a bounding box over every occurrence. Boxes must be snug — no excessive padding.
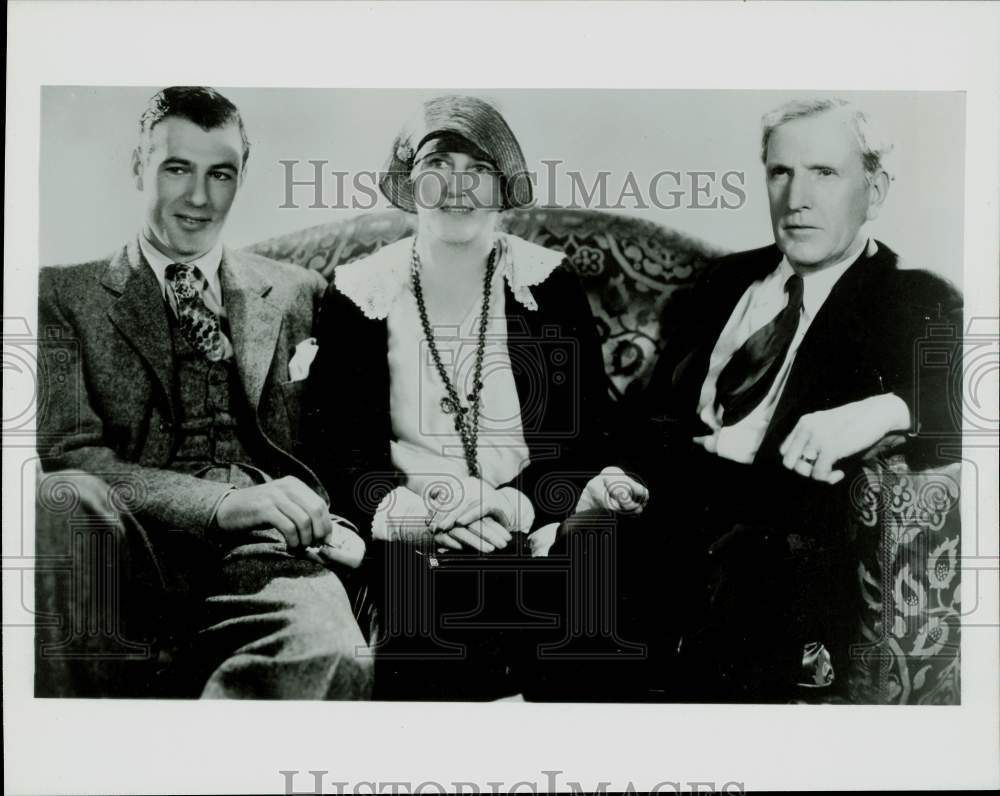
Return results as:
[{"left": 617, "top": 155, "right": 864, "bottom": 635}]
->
[
  {"left": 165, "top": 262, "right": 227, "bottom": 362},
  {"left": 714, "top": 272, "right": 804, "bottom": 426}
]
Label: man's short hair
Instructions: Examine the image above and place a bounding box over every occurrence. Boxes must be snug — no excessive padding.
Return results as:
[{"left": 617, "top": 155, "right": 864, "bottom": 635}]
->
[
  {"left": 137, "top": 86, "right": 250, "bottom": 168},
  {"left": 760, "top": 98, "right": 895, "bottom": 182}
]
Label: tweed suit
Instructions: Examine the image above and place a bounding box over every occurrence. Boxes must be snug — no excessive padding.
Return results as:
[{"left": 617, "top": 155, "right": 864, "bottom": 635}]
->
[{"left": 35, "top": 239, "right": 373, "bottom": 699}]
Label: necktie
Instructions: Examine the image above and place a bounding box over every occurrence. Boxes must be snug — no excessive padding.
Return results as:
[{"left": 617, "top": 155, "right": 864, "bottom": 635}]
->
[
  {"left": 714, "top": 272, "right": 804, "bottom": 426},
  {"left": 165, "top": 262, "right": 227, "bottom": 362}
]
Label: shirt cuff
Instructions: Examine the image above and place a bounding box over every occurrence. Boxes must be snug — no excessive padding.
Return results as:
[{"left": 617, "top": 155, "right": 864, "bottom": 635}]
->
[
  {"left": 373, "top": 486, "right": 432, "bottom": 543},
  {"left": 527, "top": 522, "right": 560, "bottom": 557},
  {"left": 881, "top": 393, "right": 914, "bottom": 434},
  {"left": 498, "top": 486, "right": 535, "bottom": 533},
  {"left": 206, "top": 485, "right": 238, "bottom": 539}
]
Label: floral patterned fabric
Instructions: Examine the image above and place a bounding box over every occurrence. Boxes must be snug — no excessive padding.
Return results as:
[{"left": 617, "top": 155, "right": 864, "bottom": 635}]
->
[
  {"left": 248, "top": 208, "right": 722, "bottom": 400},
  {"left": 847, "top": 453, "right": 961, "bottom": 704},
  {"left": 247, "top": 208, "right": 961, "bottom": 704}
]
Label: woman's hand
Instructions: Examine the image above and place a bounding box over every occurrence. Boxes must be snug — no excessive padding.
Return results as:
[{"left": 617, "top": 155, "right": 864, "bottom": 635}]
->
[
  {"left": 433, "top": 517, "right": 512, "bottom": 553},
  {"left": 427, "top": 479, "right": 531, "bottom": 534},
  {"left": 576, "top": 466, "right": 649, "bottom": 515}
]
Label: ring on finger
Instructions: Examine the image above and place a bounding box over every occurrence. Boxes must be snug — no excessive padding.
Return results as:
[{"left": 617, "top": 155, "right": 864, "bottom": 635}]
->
[{"left": 800, "top": 450, "right": 819, "bottom": 465}]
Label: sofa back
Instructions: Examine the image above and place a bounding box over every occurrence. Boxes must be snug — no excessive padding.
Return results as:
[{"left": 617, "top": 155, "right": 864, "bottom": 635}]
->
[{"left": 247, "top": 207, "right": 723, "bottom": 401}]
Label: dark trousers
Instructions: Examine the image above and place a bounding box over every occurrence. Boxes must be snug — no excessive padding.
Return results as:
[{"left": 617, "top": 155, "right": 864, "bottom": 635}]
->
[
  {"left": 34, "top": 470, "right": 373, "bottom": 699},
  {"left": 559, "top": 446, "right": 856, "bottom": 703},
  {"left": 364, "top": 448, "right": 855, "bottom": 702}
]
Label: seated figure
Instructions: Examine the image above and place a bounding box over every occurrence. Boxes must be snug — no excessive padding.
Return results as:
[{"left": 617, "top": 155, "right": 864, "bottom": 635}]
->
[
  {"left": 303, "top": 94, "right": 643, "bottom": 700},
  {"left": 35, "top": 86, "right": 372, "bottom": 699},
  {"left": 561, "top": 98, "right": 964, "bottom": 702}
]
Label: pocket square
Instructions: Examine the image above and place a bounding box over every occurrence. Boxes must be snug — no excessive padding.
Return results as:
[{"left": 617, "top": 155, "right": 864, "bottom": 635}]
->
[{"left": 288, "top": 337, "right": 318, "bottom": 381}]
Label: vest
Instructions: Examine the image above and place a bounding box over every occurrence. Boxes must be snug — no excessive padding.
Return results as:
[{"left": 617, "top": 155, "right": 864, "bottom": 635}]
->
[{"left": 166, "top": 317, "right": 265, "bottom": 488}]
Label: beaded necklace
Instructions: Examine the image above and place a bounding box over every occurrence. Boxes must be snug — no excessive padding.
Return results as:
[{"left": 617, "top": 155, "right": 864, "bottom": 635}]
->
[{"left": 410, "top": 241, "right": 497, "bottom": 479}]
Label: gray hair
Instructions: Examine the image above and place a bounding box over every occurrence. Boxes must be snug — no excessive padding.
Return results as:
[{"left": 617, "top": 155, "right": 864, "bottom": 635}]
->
[{"left": 760, "top": 98, "right": 895, "bottom": 182}]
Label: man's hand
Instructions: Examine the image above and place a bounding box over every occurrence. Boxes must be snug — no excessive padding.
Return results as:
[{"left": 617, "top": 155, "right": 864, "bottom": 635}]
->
[
  {"left": 214, "top": 476, "right": 332, "bottom": 548},
  {"left": 576, "top": 466, "right": 650, "bottom": 515},
  {"left": 779, "top": 394, "right": 911, "bottom": 484}
]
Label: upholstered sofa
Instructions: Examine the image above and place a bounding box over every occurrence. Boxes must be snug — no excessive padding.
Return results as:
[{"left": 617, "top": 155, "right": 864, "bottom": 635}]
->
[{"left": 248, "top": 207, "right": 962, "bottom": 705}]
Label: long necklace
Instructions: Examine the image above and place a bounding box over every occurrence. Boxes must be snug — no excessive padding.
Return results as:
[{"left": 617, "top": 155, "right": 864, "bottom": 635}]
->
[{"left": 410, "top": 241, "right": 497, "bottom": 479}]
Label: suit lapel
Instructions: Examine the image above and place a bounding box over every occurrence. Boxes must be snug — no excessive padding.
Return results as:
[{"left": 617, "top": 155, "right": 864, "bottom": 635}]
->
[
  {"left": 761, "top": 242, "right": 897, "bottom": 456},
  {"left": 104, "top": 239, "right": 175, "bottom": 417},
  {"left": 671, "top": 246, "right": 783, "bottom": 407},
  {"left": 221, "top": 248, "right": 282, "bottom": 409},
  {"left": 503, "top": 282, "right": 545, "bottom": 447}
]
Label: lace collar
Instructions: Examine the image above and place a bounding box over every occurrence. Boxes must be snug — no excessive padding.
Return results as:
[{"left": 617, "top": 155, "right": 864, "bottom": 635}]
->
[{"left": 335, "top": 233, "right": 565, "bottom": 320}]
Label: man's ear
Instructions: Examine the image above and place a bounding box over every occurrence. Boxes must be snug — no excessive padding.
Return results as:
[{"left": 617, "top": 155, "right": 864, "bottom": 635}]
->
[
  {"left": 130, "top": 148, "right": 144, "bottom": 191},
  {"left": 865, "top": 169, "right": 891, "bottom": 222}
]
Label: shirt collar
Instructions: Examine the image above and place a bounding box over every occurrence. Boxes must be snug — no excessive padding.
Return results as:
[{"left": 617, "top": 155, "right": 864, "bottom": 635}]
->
[
  {"left": 138, "top": 232, "right": 224, "bottom": 300},
  {"left": 334, "top": 232, "right": 564, "bottom": 320},
  {"left": 777, "top": 236, "right": 875, "bottom": 319}
]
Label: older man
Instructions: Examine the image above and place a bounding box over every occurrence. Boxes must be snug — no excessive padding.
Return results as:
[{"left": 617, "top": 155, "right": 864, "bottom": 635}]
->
[
  {"left": 575, "top": 98, "right": 963, "bottom": 702},
  {"left": 35, "top": 87, "right": 371, "bottom": 698}
]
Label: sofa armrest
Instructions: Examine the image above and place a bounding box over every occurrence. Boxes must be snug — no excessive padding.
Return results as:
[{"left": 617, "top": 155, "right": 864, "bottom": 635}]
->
[{"left": 846, "top": 439, "right": 962, "bottom": 704}]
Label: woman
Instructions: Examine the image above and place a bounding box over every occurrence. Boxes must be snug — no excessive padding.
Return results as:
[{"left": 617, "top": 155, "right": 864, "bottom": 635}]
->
[{"left": 305, "top": 95, "right": 645, "bottom": 700}]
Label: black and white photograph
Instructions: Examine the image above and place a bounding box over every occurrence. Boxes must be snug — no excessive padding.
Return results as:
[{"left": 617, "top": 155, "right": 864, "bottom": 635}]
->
[{"left": 5, "top": 2, "right": 999, "bottom": 794}]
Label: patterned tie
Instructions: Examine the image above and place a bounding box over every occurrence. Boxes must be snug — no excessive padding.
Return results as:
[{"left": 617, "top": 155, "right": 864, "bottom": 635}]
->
[
  {"left": 165, "top": 262, "right": 227, "bottom": 362},
  {"left": 714, "top": 272, "right": 804, "bottom": 426}
]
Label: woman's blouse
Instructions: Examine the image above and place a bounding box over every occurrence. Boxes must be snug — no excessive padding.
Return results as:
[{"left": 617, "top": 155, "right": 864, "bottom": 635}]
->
[{"left": 334, "top": 233, "right": 566, "bottom": 537}]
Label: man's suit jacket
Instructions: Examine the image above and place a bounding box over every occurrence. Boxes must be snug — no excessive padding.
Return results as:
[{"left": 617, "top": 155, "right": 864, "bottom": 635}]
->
[
  {"left": 636, "top": 240, "right": 963, "bottom": 475},
  {"left": 37, "top": 239, "right": 328, "bottom": 535}
]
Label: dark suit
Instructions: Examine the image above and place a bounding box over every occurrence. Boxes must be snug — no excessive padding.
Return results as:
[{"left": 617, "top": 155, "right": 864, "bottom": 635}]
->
[
  {"left": 593, "top": 240, "right": 963, "bottom": 701},
  {"left": 644, "top": 240, "right": 962, "bottom": 467},
  {"left": 35, "top": 240, "right": 373, "bottom": 698}
]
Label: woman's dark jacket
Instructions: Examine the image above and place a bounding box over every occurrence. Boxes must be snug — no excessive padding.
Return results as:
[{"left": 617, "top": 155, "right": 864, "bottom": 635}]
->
[{"left": 302, "top": 260, "right": 609, "bottom": 534}]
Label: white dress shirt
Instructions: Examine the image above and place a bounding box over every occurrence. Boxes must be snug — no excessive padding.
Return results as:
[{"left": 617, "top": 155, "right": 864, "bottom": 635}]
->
[
  {"left": 138, "top": 233, "right": 226, "bottom": 318},
  {"left": 696, "top": 237, "right": 875, "bottom": 463}
]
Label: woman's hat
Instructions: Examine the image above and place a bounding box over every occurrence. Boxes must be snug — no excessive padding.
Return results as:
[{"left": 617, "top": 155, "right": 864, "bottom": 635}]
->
[{"left": 379, "top": 95, "right": 533, "bottom": 213}]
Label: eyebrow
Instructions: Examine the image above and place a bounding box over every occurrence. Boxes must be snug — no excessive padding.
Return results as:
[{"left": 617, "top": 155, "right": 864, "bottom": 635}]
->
[
  {"left": 160, "top": 157, "right": 238, "bottom": 172},
  {"left": 418, "top": 153, "right": 453, "bottom": 167},
  {"left": 419, "top": 153, "right": 496, "bottom": 168},
  {"left": 765, "top": 161, "right": 839, "bottom": 172}
]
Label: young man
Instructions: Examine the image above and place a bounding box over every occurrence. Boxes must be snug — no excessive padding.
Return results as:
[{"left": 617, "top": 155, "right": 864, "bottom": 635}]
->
[{"left": 36, "top": 87, "right": 371, "bottom": 699}]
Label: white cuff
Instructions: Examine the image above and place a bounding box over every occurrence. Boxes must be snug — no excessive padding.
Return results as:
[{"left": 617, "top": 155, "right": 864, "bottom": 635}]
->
[
  {"left": 879, "top": 393, "right": 913, "bottom": 433},
  {"left": 372, "top": 486, "right": 431, "bottom": 543},
  {"left": 527, "top": 522, "right": 560, "bottom": 557},
  {"left": 498, "top": 486, "right": 535, "bottom": 533}
]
